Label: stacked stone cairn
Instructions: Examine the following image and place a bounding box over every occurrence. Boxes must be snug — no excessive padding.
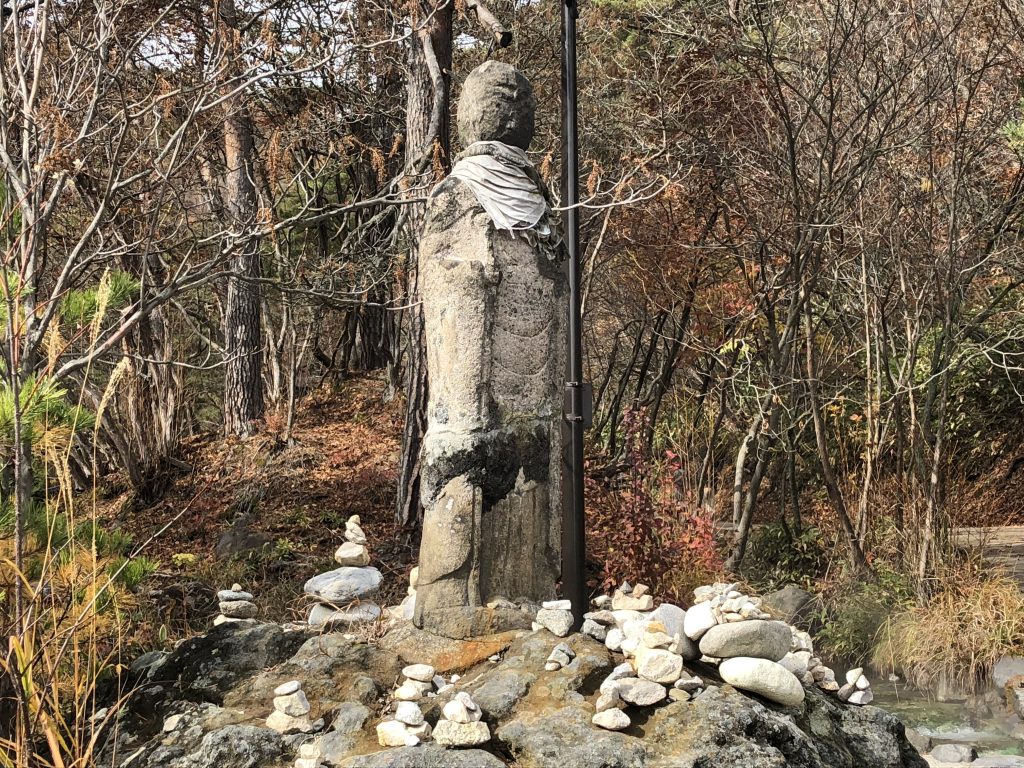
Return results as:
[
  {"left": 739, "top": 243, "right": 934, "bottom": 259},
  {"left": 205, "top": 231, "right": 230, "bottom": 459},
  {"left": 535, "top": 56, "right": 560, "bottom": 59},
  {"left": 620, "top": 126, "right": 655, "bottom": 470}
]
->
[
  {"left": 376, "top": 701, "right": 432, "bottom": 747},
  {"left": 214, "top": 583, "right": 258, "bottom": 626},
  {"left": 377, "top": 665, "right": 435, "bottom": 746},
  {"left": 434, "top": 692, "right": 490, "bottom": 747},
  {"left": 376, "top": 664, "right": 486, "bottom": 748},
  {"left": 266, "top": 680, "right": 323, "bottom": 734},
  {"left": 571, "top": 581, "right": 870, "bottom": 731},
  {"left": 294, "top": 741, "right": 320, "bottom": 768},
  {"left": 385, "top": 566, "right": 418, "bottom": 622},
  {"left": 305, "top": 515, "right": 383, "bottom": 628},
  {"left": 838, "top": 666, "right": 874, "bottom": 705}
]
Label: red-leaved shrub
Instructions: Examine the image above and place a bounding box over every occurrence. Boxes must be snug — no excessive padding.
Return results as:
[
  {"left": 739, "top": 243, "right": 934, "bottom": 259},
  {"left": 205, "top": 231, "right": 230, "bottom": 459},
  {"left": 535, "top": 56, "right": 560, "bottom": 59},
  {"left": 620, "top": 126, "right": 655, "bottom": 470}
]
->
[{"left": 586, "top": 407, "right": 723, "bottom": 604}]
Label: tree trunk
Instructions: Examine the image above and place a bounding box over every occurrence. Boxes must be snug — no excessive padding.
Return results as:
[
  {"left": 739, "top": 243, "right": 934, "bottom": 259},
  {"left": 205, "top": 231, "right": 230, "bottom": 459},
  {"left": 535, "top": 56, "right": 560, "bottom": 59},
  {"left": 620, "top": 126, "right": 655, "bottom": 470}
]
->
[
  {"left": 220, "top": 0, "right": 264, "bottom": 436},
  {"left": 395, "top": 1, "right": 452, "bottom": 525},
  {"left": 803, "top": 294, "right": 869, "bottom": 572}
]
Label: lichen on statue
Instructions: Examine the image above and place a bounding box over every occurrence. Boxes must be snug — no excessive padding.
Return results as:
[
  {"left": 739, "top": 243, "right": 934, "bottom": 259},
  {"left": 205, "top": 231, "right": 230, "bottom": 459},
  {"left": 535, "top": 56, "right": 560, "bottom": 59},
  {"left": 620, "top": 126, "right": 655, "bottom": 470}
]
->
[{"left": 413, "top": 61, "right": 567, "bottom": 639}]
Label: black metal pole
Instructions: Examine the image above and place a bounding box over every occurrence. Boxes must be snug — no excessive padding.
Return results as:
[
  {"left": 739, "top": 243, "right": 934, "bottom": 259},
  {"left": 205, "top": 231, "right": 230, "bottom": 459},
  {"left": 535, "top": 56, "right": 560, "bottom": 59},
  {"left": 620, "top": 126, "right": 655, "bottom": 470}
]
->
[{"left": 560, "top": 0, "right": 586, "bottom": 631}]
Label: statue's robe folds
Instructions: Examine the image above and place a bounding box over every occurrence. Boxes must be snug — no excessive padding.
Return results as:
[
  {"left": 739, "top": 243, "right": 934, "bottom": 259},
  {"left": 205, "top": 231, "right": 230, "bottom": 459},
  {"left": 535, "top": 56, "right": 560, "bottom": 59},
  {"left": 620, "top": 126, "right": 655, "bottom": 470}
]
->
[{"left": 413, "top": 176, "right": 566, "bottom": 639}]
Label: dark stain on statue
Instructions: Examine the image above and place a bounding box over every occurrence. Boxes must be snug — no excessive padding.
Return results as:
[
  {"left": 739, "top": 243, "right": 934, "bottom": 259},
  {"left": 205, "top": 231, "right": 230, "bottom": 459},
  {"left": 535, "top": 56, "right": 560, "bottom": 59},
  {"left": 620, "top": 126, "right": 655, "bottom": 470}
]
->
[{"left": 422, "top": 425, "right": 551, "bottom": 508}]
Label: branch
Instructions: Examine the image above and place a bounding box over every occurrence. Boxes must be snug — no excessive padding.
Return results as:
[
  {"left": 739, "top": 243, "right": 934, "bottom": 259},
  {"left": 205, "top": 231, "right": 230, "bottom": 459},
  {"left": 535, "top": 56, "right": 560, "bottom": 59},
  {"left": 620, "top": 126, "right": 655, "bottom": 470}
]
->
[{"left": 464, "top": 0, "right": 512, "bottom": 49}]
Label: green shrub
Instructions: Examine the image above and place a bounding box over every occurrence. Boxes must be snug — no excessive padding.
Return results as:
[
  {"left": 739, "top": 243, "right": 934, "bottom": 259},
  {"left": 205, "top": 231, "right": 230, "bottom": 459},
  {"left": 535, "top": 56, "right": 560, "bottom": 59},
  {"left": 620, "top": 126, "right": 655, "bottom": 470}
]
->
[
  {"left": 743, "top": 523, "right": 829, "bottom": 592},
  {"left": 817, "top": 565, "right": 914, "bottom": 665},
  {"left": 108, "top": 556, "right": 159, "bottom": 591},
  {"left": 74, "top": 520, "right": 134, "bottom": 556}
]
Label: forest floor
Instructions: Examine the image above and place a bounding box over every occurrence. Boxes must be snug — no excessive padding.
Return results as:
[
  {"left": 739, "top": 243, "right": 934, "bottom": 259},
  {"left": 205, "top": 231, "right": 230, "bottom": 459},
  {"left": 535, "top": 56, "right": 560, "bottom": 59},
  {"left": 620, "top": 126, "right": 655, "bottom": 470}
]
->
[
  {"left": 109, "top": 372, "right": 415, "bottom": 644},
  {"left": 98, "top": 369, "right": 1024, "bottom": 649}
]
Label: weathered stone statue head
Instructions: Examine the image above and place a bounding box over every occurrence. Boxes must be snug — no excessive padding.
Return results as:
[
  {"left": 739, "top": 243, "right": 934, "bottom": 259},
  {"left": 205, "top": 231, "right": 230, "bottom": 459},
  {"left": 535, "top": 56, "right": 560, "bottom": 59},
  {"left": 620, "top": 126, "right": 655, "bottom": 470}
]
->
[{"left": 457, "top": 60, "right": 536, "bottom": 150}]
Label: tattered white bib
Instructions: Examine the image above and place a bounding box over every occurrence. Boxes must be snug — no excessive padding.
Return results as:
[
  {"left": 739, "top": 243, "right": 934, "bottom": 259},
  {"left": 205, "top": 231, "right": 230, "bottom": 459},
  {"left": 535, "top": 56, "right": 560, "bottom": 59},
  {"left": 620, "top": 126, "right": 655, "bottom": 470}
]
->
[{"left": 449, "top": 141, "right": 549, "bottom": 234}]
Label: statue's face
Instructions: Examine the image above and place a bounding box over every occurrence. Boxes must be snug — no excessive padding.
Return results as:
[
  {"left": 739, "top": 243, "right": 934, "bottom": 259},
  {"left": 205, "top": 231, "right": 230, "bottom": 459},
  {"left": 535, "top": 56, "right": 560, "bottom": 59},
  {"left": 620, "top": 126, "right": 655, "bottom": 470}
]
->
[{"left": 457, "top": 61, "right": 536, "bottom": 151}]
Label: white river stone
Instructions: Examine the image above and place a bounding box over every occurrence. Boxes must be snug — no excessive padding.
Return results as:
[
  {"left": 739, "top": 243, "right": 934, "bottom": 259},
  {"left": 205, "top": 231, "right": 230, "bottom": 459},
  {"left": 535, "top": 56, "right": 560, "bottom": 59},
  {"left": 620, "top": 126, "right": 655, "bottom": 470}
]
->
[
  {"left": 303, "top": 566, "right": 382, "bottom": 603},
  {"left": 592, "top": 709, "right": 631, "bottom": 731},
  {"left": 719, "top": 657, "right": 805, "bottom": 707},
  {"left": 683, "top": 602, "right": 717, "bottom": 641}
]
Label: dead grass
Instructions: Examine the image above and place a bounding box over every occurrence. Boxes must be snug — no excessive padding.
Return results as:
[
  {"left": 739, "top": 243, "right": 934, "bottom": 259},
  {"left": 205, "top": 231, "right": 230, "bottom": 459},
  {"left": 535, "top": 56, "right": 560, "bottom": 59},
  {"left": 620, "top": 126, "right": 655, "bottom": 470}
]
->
[{"left": 872, "top": 557, "right": 1024, "bottom": 694}]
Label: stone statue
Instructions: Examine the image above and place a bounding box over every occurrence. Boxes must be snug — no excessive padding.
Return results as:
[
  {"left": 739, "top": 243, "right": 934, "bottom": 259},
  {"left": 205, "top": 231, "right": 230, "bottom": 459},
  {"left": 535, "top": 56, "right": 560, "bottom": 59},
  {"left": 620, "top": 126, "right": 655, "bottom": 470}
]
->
[{"left": 413, "top": 61, "right": 566, "bottom": 639}]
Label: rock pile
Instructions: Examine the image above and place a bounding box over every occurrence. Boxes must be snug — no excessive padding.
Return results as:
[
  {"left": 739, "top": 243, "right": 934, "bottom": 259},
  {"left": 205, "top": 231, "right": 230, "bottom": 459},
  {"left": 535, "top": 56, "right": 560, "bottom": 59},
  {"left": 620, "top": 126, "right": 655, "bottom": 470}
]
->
[
  {"left": 377, "top": 667, "right": 490, "bottom": 750},
  {"left": 266, "top": 680, "right": 323, "bottom": 734},
  {"left": 435, "top": 692, "right": 490, "bottom": 747},
  {"left": 571, "top": 580, "right": 877, "bottom": 729},
  {"left": 838, "top": 666, "right": 875, "bottom": 705},
  {"left": 584, "top": 603, "right": 708, "bottom": 731},
  {"left": 687, "top": 581, "right": 852, "bottom": 702},
  {"left": 305, "top": 515, "right": 383, "bottom": 628},
  {"left": 391, "top": 663, "right": 460, "bottom": 703},
  {"left": 612, "top": 582, "right": 654, "bottom": 611},
  {"left": 376, "top": 700, "right": 432, "bottom": 747},
  {"left": 214, "top": 583, "right": 258, "bottom": 626}
]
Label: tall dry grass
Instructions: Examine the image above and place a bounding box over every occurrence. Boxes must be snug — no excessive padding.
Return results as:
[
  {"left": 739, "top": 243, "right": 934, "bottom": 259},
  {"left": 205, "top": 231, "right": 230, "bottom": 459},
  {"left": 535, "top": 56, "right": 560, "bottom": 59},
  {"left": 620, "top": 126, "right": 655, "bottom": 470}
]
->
[
  {"left": 0, "top": 539, "right": 139, "bottom": 767},
  {"left": 872, "top": 558, "right": 1024, "bottom": 694}
]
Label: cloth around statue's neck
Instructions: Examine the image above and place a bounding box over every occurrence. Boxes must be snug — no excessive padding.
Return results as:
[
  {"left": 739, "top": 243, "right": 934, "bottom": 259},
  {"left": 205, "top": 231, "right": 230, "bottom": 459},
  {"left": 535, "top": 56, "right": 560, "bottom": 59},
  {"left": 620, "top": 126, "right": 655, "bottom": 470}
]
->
[{"left": 448, "top": 141, "right": 552, "bottom": 236}]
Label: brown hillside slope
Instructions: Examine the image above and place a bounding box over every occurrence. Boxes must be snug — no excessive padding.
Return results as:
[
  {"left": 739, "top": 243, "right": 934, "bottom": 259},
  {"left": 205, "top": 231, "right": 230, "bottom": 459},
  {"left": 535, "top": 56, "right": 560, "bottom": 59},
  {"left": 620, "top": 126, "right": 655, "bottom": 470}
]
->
[{"left": 113, "top": 373, "right": 414, "bottom": 635}]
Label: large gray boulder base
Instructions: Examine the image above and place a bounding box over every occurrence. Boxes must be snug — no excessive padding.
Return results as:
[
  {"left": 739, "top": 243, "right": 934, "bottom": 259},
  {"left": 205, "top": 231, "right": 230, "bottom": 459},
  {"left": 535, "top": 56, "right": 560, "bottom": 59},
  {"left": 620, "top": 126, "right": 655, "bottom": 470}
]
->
[
  {"left": 144, "top": 622, "right": 308, "bottom": 698},
  {"left": 101, "top": 624, "right": 928, "bottom": 768},
  {"left": 173, "top": 726, "right": 282, "bottom": 768},
  {"left": 497, "top": 706, "right": 648, "bottom": 768},
  {"left": 457, "top": 60, "right": 536, "bottom": 149},
  {"left": 413, "top": 62, "right": 566, "bottom": 639},
  {"left": 645, "top": 685, "right": 927, "bottom": 768}
]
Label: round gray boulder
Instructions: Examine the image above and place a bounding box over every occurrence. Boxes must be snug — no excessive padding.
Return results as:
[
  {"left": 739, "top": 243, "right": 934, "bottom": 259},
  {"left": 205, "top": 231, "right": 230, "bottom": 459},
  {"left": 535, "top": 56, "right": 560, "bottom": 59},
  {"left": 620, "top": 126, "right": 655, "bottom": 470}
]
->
[
  {"left": 303, "top": 567, "right": 382, "bottom": 603},
  {"left": 699, "top": 620, "right": 792, "bottom": 661}
]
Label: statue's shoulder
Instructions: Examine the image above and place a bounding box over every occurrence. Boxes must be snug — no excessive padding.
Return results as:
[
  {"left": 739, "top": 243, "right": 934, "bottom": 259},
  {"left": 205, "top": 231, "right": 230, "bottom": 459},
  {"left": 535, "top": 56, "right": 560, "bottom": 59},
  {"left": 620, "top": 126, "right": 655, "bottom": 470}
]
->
[{"left": 424, "top": 176, "right": 479, "bottom": 233}]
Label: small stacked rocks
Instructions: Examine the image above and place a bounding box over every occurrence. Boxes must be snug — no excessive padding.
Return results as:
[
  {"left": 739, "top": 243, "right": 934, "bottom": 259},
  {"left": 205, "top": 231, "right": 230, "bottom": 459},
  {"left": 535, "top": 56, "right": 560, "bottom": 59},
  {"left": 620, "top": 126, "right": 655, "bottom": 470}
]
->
[
  {"left": 294, "top": 741, "right": 319, "bottom": 768},
  {"left": 545, "top": 642, "right": 575, "bottom": 671},
  {"left": 612, "top": 582, "right": 654, "bottom": 611},
  {"left": 838, "top": 667, "right": 874, "bottom": 705},
  {"left": 534, "top": 599, "right": 573, "bottom": 637},
  {"left": 434, "top": 692, "right": 490, "bottom": 747},
  {"left": 385, "top": 567, "right": 418, "bottom": 622},
  {"left": 376, "top": 700, "right": 432, "bottom": 747},
  {"left": 266, "top": 681, "right": 323, "bottom": 734},
  {"left": 394, "top": 664, "right": 444, "bottom": 703},
  {"left": 214, "top": 583, "right": 257, "bottom": 626},
  {"left": 305, "top": 516, "right": 383, "bottom": 627},
  {"left": 778, "top": 627, "right": 839, "bottom": 692}
]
